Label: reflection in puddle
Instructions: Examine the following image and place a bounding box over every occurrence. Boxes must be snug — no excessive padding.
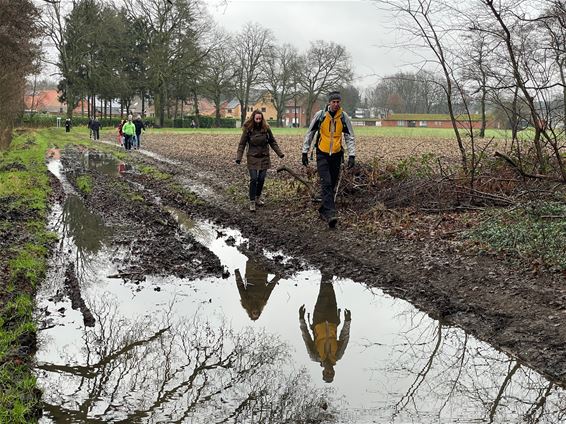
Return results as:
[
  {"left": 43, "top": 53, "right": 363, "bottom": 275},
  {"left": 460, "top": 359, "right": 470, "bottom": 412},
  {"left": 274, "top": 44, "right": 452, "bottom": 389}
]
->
[
  {"left": 37, "top": 295, "right": 332, "bottom": 423},
  {"left": 235, "top": 260, "right": 281, "bottom": 321},
  {"left": 35, "top": 198, "right": 566, "bottom": 423},
  {"left": 82, "top": 152, "right": 124, "bottom": 176},
  {"left": 299, "top": 277, "right": 351, "bottom": 384}
]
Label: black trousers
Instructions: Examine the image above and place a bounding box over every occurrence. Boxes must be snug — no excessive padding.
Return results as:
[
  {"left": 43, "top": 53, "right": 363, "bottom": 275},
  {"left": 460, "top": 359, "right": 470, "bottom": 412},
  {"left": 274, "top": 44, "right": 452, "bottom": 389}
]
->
[
  {"left": 92, "top": 129, "right": 100, "bottom": 140},
  {"left": 316, "top": 151, "right": 343, "bottom": 219},
  {"left": 248, "top": 169, "right": 267, "bottom": 201},
  {"left": 313, "top": 281, "right": 339, "bottom": 326},
  {"left": 124, "top": 134, "right": 133, "bottom": 150}
]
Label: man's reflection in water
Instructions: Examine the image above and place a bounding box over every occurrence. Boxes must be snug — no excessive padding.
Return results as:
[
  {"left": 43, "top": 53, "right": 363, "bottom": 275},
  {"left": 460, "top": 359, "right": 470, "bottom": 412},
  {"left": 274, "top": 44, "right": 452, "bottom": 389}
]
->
[
  {"left": 299, "top": 273, "right": 351, "bottom": 383},
  {"left": 235, "top": 259, "right": 281, "bottom": 321}
]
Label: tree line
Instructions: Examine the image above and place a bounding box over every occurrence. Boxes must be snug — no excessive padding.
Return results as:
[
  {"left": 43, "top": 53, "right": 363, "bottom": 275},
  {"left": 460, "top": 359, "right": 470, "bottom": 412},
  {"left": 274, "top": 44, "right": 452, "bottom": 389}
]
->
[{"left": 34, "top": 0, "right": 357, "bottom": 129}]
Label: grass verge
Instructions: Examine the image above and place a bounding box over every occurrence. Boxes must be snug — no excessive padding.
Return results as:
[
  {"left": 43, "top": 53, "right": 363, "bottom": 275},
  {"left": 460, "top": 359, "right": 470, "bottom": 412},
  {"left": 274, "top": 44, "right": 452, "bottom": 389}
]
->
[
  {"left": 468, "top": 201, "right": 566, "bottom": 270},
  {"left": 0, "top": 128, "right": 89, "bottom": 422}
]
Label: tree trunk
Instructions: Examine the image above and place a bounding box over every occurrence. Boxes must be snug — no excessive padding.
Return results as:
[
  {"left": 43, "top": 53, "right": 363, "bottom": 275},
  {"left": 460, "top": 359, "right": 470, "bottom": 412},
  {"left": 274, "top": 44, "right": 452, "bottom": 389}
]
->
[
  {"left": 192, "top": 92, "right": 199, "bottom": 128},
  {"left": 0, "top": 123, "right": 13, "bottom": 151},
  {"left": 305, "top": 94, "right": 317, "bottom": 127},
  {"left": 479, "top": 85, "right": 486, "bottom": 138},
  {"left": 239, "top": 99, "right": 246, "bottom": 126}
]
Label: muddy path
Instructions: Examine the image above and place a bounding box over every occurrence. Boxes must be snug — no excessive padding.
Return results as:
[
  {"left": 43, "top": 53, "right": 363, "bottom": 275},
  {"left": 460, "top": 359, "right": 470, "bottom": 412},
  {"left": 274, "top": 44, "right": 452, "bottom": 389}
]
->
[
  {"left": 112, "top": 137, "right": 566, "bottom": 388},
  {"left": 34, "top": 140, "right": 566, "bottom": 422}
]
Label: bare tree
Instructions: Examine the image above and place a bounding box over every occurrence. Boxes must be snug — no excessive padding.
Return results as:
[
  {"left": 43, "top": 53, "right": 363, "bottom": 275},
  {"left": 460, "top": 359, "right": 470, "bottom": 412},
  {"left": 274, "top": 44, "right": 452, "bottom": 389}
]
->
[
  {"left": 261, "top": 43, "right": 299, "bottom": 127},
  {"left": 369, "top": 70, "right": 447, "bottom": 114},
  {"left": 0, "top": 0, "right": 40, "bottom": 149},
  {"left": 457, "top": 30, "right": 500, "bottom": 138},
  {"left": 232, "top": 22, "right": 274, "bottom": 125},
  {"left": 200, "top": 31, "right": 236, "bottom": 127},
  {"left": 374, "top": 0, "right": 469, "bottom": 172},
  {"left": 297, "top": 40, "right": 353, "bottom": 124}
]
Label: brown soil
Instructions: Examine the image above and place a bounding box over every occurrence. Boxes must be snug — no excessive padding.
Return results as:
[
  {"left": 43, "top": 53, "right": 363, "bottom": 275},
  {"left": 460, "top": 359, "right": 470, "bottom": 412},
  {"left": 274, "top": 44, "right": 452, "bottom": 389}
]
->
[{"left": 68, "top": 135, "right": 566, "bottom": 387}]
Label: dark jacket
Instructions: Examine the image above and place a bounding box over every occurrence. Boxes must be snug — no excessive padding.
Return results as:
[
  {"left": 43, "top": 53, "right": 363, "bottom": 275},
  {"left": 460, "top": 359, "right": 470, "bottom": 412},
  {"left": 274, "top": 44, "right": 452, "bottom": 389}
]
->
[
  {"left": 236, "top": 127, "right": 284, "bottom": 170},
  {"left": 133, "top": 119, "right": 145, "bottom": 135},
  {"left": 90, "top": 120, "right": 101, "bottom": 131}
]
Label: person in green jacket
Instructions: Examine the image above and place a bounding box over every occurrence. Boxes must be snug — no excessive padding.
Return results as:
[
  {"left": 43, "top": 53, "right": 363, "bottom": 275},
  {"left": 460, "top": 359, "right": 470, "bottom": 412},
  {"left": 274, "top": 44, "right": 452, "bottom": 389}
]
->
[{"left": 122, "top": 115, "right": 136, "bottom": 150}]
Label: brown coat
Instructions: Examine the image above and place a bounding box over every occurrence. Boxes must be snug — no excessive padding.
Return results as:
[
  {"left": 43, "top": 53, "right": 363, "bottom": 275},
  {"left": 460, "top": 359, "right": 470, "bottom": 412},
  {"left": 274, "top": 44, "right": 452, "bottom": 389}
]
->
[{"left": 236, "top": 127, "right": 284, "bottom": 170}]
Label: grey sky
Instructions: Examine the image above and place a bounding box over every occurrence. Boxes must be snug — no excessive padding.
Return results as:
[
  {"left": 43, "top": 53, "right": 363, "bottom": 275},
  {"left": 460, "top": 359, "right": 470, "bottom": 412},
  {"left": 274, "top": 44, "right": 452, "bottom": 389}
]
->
[{"left": 204, "top": 0, "right": 415, "bottom": 90}]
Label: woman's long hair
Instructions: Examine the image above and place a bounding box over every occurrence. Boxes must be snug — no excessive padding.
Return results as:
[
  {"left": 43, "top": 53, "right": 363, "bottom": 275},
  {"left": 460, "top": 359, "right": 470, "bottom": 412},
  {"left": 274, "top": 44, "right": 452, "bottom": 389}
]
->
[{"left": 242, "top": 110, "right": 269, "bottom": 132}]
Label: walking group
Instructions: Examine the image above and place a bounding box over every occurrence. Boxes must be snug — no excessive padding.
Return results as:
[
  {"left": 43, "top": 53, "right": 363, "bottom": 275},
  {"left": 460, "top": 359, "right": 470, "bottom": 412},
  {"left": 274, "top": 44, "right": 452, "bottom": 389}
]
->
[
  {"left": 118, "top": 115, "right": 145, "bottom": 150},
  {"left": 235, "top": 90, "right": 355, "bottom": 229},
  {"left": 86, "top": 114, "right": 145, "bottom": 150}
]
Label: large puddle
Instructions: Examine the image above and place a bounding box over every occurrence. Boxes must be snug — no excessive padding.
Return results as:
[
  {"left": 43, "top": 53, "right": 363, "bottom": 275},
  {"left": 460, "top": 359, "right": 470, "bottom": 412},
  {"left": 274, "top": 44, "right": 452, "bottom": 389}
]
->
[{"left": 35, "top": 157, "right": 566, "bottom": 423}]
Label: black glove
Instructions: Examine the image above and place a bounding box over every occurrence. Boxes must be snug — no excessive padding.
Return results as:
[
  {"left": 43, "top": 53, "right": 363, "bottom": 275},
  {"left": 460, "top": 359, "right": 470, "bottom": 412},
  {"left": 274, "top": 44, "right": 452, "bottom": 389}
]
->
[
  {"left": 347, "top": 156, "right": 355, "bottom": 169},
  {"left": 235, "top": 159, "right": 241, "bottom": 164},
  {"left": 280, "top": 154, "right": 285, "bottom": 159},
  {"left": 344, "top": 309, "right": 352, "bottom": 321},
  {"left": 302, "top": 153, "right": 308, "bottom": 166}
]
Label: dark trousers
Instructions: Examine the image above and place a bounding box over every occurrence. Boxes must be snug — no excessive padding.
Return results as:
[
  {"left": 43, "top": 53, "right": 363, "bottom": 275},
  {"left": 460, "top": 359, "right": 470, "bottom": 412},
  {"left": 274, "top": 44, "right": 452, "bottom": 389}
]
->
[
  {"left": 316, "top": 151, "right": 343, "bottom": 219},
  {"left": 92, "top": 129, "right": 99, "bottom": 140},
  {"left": 313, "top": 281, "right": 339, "bottom": 326},
  {"left": 248, "top": 169, "right": 267, "bottom": 201},
  {"left": 124, "top": 134, "right": 133, "bottom": 150}
]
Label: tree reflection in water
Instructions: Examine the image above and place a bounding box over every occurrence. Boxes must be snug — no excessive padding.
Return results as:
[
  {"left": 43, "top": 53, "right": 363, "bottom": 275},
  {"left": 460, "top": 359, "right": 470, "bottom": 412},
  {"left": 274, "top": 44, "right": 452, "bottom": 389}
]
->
[
  {"left": 368, "top": 310, "right": 566, "bottom": 423},
  {"left": 37, "top": 295, "right": 339, "bottom": 423}
]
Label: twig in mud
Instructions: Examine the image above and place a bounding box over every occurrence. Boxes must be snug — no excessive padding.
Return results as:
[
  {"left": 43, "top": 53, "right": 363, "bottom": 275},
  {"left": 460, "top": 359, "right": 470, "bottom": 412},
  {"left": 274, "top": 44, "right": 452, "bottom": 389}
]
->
[
  {"left": 334, "top": 166, "right": 344, "bottom": 202},
  {"left": 276, "top": 165, "right": 316, "bottom": 197},
  {"left": 107, "top": 271, "right": 145, "bottom": 279},
  {"left": 494, "top": 151, "right": 562, "bottom": 182}
]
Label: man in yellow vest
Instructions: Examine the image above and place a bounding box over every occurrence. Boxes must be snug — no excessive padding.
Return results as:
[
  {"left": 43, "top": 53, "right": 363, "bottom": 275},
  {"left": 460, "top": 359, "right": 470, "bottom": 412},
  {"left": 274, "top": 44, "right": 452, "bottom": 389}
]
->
[
  {"left": 299, "top": 273, "right": 352, "bottom": 383},
  {"left": 302, "top": 91, "right": 356, "bottom": 228}
]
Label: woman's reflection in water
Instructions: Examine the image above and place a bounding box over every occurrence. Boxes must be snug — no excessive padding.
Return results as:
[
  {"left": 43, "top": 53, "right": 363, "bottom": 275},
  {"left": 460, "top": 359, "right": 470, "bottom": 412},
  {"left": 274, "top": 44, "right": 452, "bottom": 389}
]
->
[
  {"left": 235, "top": 259, "right": 281, "bottom": 321},
  {"left": 299, "top": 272, "right": 351, "bottom": 383}
]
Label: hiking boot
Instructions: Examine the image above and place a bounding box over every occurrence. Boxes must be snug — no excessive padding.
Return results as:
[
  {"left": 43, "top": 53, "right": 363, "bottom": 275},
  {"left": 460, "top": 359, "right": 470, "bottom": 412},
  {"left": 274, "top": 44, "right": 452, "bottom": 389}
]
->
[
  {"left": 255, "top": 196, "right": 265, "bottom": 207},
  {"left": 249, "top": 201, "right": 256, "bottom": 212},
  {"left": 328, "top": 216, "right": 338, "bottom": 229}
]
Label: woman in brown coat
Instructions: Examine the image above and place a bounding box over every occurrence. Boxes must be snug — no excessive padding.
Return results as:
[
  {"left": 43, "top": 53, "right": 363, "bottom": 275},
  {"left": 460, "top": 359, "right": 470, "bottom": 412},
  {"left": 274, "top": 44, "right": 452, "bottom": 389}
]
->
[{"left": 235, "top": 110, "right": 284, "bottom": 211}]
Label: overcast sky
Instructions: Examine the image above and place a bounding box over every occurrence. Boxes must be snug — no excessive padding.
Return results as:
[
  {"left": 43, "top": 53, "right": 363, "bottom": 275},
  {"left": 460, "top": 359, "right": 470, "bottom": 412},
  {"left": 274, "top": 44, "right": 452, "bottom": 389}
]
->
[{"left": 204, "top": 0, "right": 417, "bottom": 90}]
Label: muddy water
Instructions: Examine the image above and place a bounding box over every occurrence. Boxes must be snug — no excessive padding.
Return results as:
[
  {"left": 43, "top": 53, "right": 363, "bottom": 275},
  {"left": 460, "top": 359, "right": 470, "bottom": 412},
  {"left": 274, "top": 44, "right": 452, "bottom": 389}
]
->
[{"left": 35, "top": 158, "right": 566, "bottom": 423}]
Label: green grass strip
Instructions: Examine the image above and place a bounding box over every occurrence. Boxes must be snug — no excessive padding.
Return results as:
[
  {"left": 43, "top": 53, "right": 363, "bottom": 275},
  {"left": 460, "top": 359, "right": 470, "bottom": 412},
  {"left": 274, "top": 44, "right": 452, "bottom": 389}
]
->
[
  {"left": 468, "top": 201, "right": 566, "bottom": 269},
  {"left": 0, "top": 128, "right": 90, "bottom": 422}
]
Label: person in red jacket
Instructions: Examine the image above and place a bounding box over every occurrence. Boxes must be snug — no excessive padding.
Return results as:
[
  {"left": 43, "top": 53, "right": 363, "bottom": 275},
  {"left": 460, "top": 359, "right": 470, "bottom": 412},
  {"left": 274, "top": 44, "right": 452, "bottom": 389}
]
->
[{"left": 117, "top": 119, "right": 126, "bottom": 146}]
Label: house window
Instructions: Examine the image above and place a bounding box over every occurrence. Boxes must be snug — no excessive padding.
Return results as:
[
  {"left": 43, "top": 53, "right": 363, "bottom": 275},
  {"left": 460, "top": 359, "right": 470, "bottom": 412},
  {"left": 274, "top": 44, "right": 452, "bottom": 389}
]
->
[
  {"left": 397, "top": 121, "right": 405, "bottom": 127},
  {"left": 286, "top": 108, "right": 290, "bottom": 114},
  {"left": 269, "top": 117, "right": 273, "bottom": 120},
  {"left": 419, "top": 121, "right": 428, "bottom": 127},
  {"left": 261, "top": 107, "right": 266, "bottom": 112},
  {"left": 227, "top": 109, "right": 232, "bottom": 113}
]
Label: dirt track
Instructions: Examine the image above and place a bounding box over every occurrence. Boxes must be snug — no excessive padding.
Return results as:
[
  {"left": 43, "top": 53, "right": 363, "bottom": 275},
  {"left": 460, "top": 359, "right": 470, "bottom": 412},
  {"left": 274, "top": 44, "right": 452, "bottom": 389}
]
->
[{"left": 83, "top": 133, "right": 566, "bottom": 387}]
